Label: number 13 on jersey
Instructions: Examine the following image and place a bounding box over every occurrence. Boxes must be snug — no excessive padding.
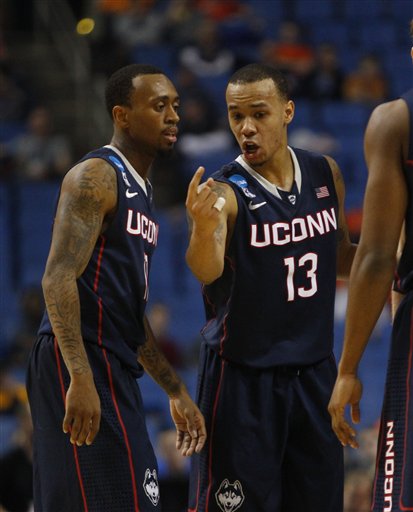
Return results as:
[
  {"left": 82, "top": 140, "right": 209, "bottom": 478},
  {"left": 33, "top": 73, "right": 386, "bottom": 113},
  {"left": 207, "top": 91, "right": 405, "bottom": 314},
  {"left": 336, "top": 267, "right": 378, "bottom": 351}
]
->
[{"left": 284, "top": 253, "right": 318, "bottom": 302}]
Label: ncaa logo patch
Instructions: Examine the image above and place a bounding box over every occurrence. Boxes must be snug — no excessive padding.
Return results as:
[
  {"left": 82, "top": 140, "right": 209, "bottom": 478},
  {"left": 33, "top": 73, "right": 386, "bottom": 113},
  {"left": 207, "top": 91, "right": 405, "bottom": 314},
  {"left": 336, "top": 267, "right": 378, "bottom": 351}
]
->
[
  {"left": 108, "top": 155, "right": 125, "bottom": 171},
  {"left": 228, "top": 174, "right": 256, "bottom": 198},
  {"left": 143, "top": 468, "right": 160, "bottom": 506},
  {"left": 215, "top": 479, "right": 245, "bottom": 512}
]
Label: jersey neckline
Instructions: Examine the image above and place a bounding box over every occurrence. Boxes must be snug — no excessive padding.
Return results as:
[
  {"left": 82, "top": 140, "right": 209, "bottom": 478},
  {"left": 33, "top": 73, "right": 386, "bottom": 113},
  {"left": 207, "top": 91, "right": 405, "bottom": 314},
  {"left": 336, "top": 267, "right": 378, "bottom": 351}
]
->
[
  {"left": 235, "top": 146, "right": 302, "bottom": 200},
  {"left": 104, "top": 144, "right": 150, "bottom": 196}
]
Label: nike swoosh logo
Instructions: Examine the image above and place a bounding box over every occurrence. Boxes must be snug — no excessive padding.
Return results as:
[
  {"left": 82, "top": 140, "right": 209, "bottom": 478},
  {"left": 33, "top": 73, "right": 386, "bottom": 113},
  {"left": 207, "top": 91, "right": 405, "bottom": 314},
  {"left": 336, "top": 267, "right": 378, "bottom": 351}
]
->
[
  {"left": 248, "top": 201, "right": 267, "bottom": 210},
  {"left": 126, "top": 189, "right": 138, "bottom": 198}
]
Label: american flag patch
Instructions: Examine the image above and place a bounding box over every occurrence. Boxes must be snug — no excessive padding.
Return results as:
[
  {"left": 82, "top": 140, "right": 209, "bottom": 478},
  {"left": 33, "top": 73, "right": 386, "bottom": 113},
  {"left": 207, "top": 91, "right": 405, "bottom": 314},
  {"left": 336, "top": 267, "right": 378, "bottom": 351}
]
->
[{"left": 315, "top": 186, "right": 329, "bottom": 198}]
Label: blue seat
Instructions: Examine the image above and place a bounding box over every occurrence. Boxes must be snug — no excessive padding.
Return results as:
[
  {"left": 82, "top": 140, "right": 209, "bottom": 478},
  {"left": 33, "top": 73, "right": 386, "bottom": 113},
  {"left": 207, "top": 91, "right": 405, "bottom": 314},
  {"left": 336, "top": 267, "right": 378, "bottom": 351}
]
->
[
  {"left": 342, "top": 0, "right": 387, "bottom": 20},
  {"left": 0, "top": 184, "right": 20, "bottom": 347},
  {"left": 320, "top": 102, "right": 370, "bottom": 135},
  {"left": 245, "top": 0, "right": 285, "bottom": 38},
  {"left": 132, "top": 45, "right": 176, "bottom": 80},
  {"left": 17, "top": 182, "right": 59, "bottom": 288},
  {"left": 0, "top": 121, "right": 25, "bottom": 143},
  {"left": 291, "top": 100, "right": 315, "bottom": 129},
  {"left": 294, "top": 0, "right": 336, "bottom": 21},
  {"left": 309, "top": 22, "right": 350, "bottom": 49},
  {"left": 357, "top": 23, "right": 397, "bottom": 51}
]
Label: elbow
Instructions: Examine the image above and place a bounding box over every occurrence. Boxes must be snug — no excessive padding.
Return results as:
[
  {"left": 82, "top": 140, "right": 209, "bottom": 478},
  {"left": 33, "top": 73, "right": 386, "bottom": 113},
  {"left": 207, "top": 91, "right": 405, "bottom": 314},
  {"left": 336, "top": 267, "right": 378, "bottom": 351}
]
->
[
  {"left": 185, "top": 252, "right": 224, "bottom": 285},
  {"left": 357, "top": 250, "right": 397, "bottom": 277}
]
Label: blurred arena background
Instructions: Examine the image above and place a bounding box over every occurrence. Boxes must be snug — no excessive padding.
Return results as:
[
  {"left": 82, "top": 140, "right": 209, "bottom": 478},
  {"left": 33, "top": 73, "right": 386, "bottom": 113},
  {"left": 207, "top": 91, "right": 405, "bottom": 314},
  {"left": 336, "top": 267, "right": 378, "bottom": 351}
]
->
[{"left": 1, "top": 1, "right": 412, "bottom": 510}]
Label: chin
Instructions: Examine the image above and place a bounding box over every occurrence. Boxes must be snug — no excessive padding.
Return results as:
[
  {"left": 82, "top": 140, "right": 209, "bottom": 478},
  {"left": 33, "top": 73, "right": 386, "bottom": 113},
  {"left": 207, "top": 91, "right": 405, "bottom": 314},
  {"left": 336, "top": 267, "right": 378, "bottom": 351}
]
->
[{"left": 157, "top": 147, "right": 175, "bottom": 158}]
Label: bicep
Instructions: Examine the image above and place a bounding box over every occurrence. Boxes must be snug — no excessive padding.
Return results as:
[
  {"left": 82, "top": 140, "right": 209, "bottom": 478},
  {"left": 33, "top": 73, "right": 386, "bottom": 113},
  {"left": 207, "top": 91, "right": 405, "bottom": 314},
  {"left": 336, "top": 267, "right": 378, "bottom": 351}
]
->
[
  {"left": 324, "top": 155, "right": 352, "bottom": 251},
  {"left": 360, "top": 106, "right": 407, "bottom": 253},
  {"left": 45, "top": 160, "right": 117, "bottom": 278}
]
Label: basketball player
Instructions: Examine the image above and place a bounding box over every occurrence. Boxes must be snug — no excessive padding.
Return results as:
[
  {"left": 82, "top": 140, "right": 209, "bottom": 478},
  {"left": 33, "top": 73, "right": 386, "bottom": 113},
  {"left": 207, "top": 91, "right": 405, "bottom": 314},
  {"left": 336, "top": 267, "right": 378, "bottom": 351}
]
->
[
  {"left": 185, "top": 63, "right": 356, "bottom": 511},
  {"left": 329, "top": 20, "right": 413, "bottom": 511},
  {"left": 26, "top": 64, "right": 206, "bottom": 512}
]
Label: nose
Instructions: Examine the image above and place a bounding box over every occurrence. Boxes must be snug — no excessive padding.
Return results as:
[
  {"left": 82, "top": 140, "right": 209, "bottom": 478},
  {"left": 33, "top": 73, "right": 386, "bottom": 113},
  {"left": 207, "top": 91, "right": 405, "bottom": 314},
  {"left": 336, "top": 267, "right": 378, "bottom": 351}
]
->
[
  {"left": 166, "top": 104, "right": 179, "bottom": 123},
  {"left": 240, "top": 117, "right": 256, "bottom": 136}
]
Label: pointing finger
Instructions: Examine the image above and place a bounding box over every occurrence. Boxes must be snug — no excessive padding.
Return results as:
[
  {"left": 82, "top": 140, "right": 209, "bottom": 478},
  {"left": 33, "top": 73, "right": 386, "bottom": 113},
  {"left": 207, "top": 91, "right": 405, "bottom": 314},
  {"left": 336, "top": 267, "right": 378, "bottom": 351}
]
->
[{"left": 187, "top": 167, "right": 205, "bottom": 203}]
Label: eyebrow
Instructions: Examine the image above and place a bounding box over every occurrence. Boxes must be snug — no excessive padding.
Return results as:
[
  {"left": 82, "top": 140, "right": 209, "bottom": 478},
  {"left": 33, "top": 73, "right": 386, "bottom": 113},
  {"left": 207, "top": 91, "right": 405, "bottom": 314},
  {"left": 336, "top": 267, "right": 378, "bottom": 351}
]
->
[
  {"left": 152, "top": 95, "right": 180, "bottom": 103},
  {"left": 228, "top": 101, "right": 268, "bottom": 110}
]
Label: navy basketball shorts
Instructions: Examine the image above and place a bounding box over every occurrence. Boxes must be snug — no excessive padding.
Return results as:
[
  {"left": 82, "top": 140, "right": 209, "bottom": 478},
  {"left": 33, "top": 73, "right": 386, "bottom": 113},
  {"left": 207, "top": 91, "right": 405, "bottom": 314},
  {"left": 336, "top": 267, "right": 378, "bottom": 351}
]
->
[
  {"left": 371, "top": 293, "right": 413, "bottom": 512},
  {"left": 26, "top": 334, "right": 161, "bottom": 512},
  {"left": 188, "top": 343, "right": 343, "bottom": 512}
]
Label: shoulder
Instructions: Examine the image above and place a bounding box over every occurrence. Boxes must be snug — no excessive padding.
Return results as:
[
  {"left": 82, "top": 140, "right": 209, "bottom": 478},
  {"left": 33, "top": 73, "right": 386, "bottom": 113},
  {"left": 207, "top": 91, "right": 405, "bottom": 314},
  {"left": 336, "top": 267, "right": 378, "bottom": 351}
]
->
[
  {"left": 367, "top": 99, "right": 408, "bottom": 140},
  {"left": 365, "top": 99, "right": 408, "bottom": 162},
  {"left": 60, "top": 157, "right": 118, "bottom": 212}
]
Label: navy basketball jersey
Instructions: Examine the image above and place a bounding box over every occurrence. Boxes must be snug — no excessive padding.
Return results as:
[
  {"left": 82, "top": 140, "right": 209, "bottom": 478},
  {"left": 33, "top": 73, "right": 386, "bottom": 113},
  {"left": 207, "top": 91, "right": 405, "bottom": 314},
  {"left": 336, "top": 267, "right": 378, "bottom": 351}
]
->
[
  {"left": 202, "top": 147, "right": 339, "bottom": 367},
  {"left": 38, "top": 145, "right": 158, "bottom": 376},
  {"left": 394, "top": 89, "right": 413, "bottom": 293}
]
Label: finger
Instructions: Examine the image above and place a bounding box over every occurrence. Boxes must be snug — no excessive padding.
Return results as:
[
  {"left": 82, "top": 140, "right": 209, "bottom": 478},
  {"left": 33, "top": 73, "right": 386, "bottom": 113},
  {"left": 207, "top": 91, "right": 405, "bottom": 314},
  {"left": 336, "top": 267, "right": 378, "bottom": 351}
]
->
[
  {"left": 70, "top": 416, "right": 82, "bottom": 444},
  {"left": 195, "top": 428, "right": 207, "bottom": 453},
  {"left": 183, "top": 410, "right": 198, "bottom": 439},
  {"left": 334, "top": 418, "right": 358, "bottom": 448},
  {"left": 213, "top": 196, "right": 226, "bottom": 212},
  {"left": 351, "top": 403, "right": 361, "bottom": 425},
  {"left": 180, "top": 432, "right": 192, "bottom": 457},
  {"left": 86, "top": 413, "right": 101, "bottom": 446},
  {"left": 76, "top": 418, "right": 92, "bottom": 447},
  {"left": 63, "top": 412, "right": 73, "bottom": 435},
  {"left": 187, "top": 167, "right": 205, "bottom": 203},
  {"left": 175, "top": 429, "right": 185, "bottom": 451},
  {"left": 183, "top": 433, "right": 198, "bottom": 457}
]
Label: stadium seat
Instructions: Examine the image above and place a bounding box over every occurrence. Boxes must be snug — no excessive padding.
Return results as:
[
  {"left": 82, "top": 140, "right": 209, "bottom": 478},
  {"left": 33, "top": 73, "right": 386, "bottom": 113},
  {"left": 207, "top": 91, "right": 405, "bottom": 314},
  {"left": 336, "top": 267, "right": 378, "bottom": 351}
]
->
[
  {"left": 319, "top": 101, "right": 370, "bottom": 135},
  {"left": 17, "top": 182, "right": 59, "bottom": 288}
]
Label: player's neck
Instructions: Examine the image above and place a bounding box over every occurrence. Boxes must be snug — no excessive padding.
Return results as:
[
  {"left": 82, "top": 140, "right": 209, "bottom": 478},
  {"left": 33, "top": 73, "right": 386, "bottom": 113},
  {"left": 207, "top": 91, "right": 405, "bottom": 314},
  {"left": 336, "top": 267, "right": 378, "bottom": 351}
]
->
[
  {"left": 255, "top": 147, "right": 294, "bottom": 191},
  {"left": 109, "top": 137, "right": 153, "bottom": 179}
]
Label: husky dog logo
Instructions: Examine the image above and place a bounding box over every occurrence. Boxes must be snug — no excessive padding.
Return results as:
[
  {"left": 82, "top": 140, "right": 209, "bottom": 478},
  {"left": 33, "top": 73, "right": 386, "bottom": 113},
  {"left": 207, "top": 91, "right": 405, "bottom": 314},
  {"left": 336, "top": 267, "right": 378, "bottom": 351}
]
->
[
  {"left": 143, "top": 468, "right": 160, "bottom": 506},
  {"left": 215, "top": 479, "right": 245, "bottom": 512}
]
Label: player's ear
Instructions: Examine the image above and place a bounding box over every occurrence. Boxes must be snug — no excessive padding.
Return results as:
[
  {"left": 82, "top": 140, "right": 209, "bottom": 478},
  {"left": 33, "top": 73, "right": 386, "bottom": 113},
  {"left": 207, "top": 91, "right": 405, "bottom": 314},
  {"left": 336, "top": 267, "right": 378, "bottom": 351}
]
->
[
  {"left": 284, "top": 100, "right": 295, "bottom": 125},
  {"left": 112, "top": 105, "right": 129, "bottom": 128}
]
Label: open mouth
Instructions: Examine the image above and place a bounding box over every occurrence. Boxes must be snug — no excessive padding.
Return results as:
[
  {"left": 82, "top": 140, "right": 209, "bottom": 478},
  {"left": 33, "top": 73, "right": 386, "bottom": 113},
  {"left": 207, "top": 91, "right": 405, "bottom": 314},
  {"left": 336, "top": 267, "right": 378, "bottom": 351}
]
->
[{"left": 243, "top": 141, "right": 259, "bottom": 156}]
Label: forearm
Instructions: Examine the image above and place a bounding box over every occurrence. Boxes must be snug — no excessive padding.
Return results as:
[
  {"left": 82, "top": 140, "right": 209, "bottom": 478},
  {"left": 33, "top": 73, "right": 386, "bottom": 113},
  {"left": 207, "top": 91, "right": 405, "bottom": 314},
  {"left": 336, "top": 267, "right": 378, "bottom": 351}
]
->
[
  {"left": 337, "top": 242, "right": 357, "bottom": 280},
  {"left": 186, "top": 225, "right": 225, "bottom": 284},
  {"left": 42, "top": 269, "right": 91, "bottom": 377},
  {"left": 338, "top": 250, "right": 395, "bottom": 374},
  {"left": 139, "top": 317, "right": 186, "bottom": 398}
]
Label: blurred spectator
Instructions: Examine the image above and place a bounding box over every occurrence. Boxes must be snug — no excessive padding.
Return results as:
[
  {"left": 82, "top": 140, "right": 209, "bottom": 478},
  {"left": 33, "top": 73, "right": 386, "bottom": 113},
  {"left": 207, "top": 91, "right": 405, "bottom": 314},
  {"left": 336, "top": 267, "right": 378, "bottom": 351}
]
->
[
  {"left": 300, "top": 43, "right": 344, "bottom": 101},
  {"left": 6, "top": 106, "right": 73, "bottom": 181},
  {"left": 0, "top": 401, "right": 33, "bottom": 512},
  {"left": 0, "top": 360, "right": 27, "bottom": 417},
  {"left": 162, "top": 0, "right": 206, "bottom": 47},
  {"left": 342, "top": 54, "right": 389, "bottom": 105},
  {"left": 177, "top": 68, "right": 219, "bottom": 135},
  {"left": 0, "top": 61, "right": 31, "bottom": 122},
  {"left": 342, "top": 422, "right": 378, "bottom": 511},
  {"left": 147, "top": 302, "right": 184, "bottom": 369},
  {"left": 178, "top": 19, "right": 235, "bottom": 77},
  {"left": 289, "top": 127, "right": 340, "bottom": 155},
  {"left": 195, "top": 0, "right": 245, "bottom": 22},
  {"left": 10, "top": 286, "right": 44, "bottom": 371},
  {"left": 259, "top": 21, "right": 315, "bottom": 97},
  {"left": 157, "top": 428, "right": 189, "bottom": 512},
  {"left": 173, "top": 64, "right": 233, "bottom": 158},
  {"left": 111, "top": 0, "right": 165, "bottom": 51},
  {"left": 343, "top": 467, "right": 374, "bottom": 512}
]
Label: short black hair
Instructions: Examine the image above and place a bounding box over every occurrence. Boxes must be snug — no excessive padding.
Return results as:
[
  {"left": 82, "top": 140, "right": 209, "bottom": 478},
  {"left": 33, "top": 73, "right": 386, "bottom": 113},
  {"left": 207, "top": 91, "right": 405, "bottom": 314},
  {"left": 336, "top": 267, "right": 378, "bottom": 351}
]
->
[
  {"left": 228, "top": 63, "right": 289, "bottom": 101},
  {"left": 105, "top": 64, "right": 165, "bottom": 118}
]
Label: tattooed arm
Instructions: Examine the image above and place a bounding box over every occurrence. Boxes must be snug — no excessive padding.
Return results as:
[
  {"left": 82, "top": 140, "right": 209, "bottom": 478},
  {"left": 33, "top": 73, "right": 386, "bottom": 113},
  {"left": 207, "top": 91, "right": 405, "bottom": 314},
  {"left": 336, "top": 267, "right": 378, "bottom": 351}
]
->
[
  {"left": 325, "top": 155, "right": 357, "bottom": 279},
  {"left": 185, "top": 166, "right": 237, "bottom": 284},
  {"left": 138, "top": 317, "right": 206, "bottom": 456},
  {"left": 42, "top": 158, "right": 117, "bottom": 446}
]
